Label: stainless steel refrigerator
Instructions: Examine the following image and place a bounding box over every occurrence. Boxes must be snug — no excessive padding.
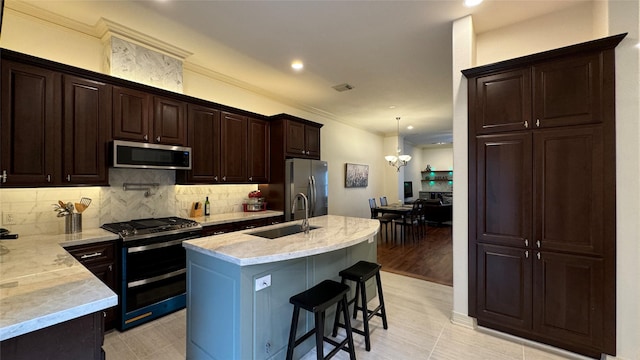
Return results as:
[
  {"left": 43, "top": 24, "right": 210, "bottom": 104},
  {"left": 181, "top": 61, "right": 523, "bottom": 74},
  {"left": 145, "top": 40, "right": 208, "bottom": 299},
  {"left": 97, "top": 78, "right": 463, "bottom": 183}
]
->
[{"left": 284, "top": 159, "right": 328, "bottom": 221}]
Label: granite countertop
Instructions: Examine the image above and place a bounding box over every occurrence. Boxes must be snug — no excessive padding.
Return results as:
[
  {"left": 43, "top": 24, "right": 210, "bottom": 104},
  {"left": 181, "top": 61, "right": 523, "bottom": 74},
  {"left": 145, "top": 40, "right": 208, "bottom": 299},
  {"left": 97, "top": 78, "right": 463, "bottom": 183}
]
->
[
  {"left": 0, "top": 229, "right": 119, "bottom": 341},
  {"left": 183, "top": 215, "right": 380, "bottom": 266},
  {"left": 192, "top": 210, "right": 284, "bottom": 226}
]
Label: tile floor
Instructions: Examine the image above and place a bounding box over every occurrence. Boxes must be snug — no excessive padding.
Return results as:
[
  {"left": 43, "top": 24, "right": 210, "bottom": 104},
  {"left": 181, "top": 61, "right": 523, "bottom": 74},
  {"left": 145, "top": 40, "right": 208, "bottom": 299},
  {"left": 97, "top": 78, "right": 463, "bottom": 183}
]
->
[{"left": 104, "top": 271, "right": 589, "bottom": 360}]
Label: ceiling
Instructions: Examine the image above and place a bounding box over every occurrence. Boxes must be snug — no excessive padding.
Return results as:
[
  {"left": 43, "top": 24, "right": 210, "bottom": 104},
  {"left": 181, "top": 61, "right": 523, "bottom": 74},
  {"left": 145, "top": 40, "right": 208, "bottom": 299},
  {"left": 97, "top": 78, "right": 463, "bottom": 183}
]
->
[{"left": 22, "top": 0, "right": 589, "bottom": 147}]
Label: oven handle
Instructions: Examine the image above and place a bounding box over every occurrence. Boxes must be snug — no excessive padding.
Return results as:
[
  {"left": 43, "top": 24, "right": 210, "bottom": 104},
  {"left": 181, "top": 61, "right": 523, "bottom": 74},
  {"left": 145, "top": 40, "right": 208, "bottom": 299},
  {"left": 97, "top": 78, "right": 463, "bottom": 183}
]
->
[
  {"left": 127, "top": 236, "right": 198, "bottom": 253},
  {"left": 128, "top": 268, "right": 186, "bottom": 289}
]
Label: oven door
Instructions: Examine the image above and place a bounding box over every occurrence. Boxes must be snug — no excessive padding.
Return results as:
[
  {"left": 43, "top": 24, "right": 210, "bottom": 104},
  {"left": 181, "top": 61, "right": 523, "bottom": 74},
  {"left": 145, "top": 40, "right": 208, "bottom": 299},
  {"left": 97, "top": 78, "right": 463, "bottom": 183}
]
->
[{"left": 120, "top": 231, "right": 199, "bottom": 330}]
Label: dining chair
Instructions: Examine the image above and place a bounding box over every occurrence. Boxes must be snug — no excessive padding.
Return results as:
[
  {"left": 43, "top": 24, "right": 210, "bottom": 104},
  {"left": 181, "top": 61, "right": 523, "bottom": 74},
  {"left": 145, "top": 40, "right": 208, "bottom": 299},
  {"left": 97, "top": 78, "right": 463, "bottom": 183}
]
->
[
  {"left": 380, "top": 196, "right": 389, "bottom": 206},
  {"left": 393, "top": 199, "right": 426, "bottom": 243},
  {"left": 369, "top": 198, "right": 396, "bottom": 242}
]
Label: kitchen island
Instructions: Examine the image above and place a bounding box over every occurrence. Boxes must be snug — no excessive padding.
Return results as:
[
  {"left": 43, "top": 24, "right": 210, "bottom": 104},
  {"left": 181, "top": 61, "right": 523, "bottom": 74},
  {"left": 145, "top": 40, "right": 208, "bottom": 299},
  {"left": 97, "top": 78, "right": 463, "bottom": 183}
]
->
[{"left": 182, "top": 215, "right": 380, "bottom": 360}]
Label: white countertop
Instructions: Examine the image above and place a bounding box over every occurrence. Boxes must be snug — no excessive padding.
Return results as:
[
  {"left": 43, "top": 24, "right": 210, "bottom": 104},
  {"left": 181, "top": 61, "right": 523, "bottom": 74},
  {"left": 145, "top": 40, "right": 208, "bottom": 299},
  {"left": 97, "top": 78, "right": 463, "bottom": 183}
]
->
[
  {"left": 192, "top": 210, "right": 284, "bottom": 226},
  {"left": 183, "top": 215, "right": 380, "bottom": 266},
  {"left": 0, "top": 229, "right": 118, "bottom": 341}
]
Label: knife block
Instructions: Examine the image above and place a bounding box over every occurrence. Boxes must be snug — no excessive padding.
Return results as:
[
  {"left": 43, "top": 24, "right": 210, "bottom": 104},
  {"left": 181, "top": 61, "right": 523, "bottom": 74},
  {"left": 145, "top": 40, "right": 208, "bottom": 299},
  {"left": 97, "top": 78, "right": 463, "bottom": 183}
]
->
[{"left": 190, "top": 202, "right": 203, "bottom": 218}]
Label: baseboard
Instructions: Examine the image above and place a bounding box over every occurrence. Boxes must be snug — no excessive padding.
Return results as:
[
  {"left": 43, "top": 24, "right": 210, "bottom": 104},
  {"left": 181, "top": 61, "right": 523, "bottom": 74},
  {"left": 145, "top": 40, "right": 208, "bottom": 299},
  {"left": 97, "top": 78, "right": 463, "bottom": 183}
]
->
[{"left": 450, "top": 311, "right": 475, "bottom": 329}]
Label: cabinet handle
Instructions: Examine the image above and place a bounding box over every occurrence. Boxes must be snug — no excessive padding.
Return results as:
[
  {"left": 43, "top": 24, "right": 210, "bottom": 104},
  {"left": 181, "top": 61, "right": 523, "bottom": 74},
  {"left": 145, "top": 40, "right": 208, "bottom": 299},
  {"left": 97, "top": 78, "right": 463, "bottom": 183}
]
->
[
  {"left": 249, "top": 176, "right": 253, "bottom": 181},
  {"left": 156, "top": 136, "right": 161, "bottom": 143},
  {"left": 213, "top": 231, "right": 225, "bottom": 235},
  {"left": 244, "top": 225, "right": 256, "bottom": 229},
  {"left": 524, "top": 239, "right": 529, "bottom": 247},
  {"left": 108, "top": 264, "right": 113, "bottom": 272},
  {"left": 301, "top": 150, "right": 305, "bottom": 154},
  {"left": 536, "top": 119, "right": 540, "bottom": 127},
  {"left": 214, "top": 176, "right": 218, "bottom": 182},
  {"left": 80, "top": 252, "right": 102, "bottom": 259},
  {"left": 537, "top": 252, "right": 541, "bottom": 260},
  {"left": 536, "top": 240, "right": 541, "bottom": 248},
  {"left": 66, "top": 174, "right": 71, "bottom": 182},
  {"left": 524, "top": 120, "right": 529, "bottom": 128},
  {"left": 525, "top": 250, "right": 529, "bottom": 258},
  {"left": 143, "top": 134, "right": 149, "bottom": 141},
  {"left": 222, "top": 176, "right": 226, "bottom": 182},
  {"left": 1, "top": 170, "right": 7, "bottom": 183},
  {"left": 306, "top": 150, "right": 310, "bottom": 155},
  {"left": 47, "top": 174, "right": 51, "bottom": 183}
]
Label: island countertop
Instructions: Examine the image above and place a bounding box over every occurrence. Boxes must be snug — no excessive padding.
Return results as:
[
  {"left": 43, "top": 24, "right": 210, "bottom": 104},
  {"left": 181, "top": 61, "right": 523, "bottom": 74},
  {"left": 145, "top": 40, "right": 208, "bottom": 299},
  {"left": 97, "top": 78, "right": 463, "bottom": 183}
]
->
[
  {"left": 183, "top": 215, "right": 379, "bottom": 266},
  {"left": 0, "top": 230, "right": 118, "bottom": 341}
]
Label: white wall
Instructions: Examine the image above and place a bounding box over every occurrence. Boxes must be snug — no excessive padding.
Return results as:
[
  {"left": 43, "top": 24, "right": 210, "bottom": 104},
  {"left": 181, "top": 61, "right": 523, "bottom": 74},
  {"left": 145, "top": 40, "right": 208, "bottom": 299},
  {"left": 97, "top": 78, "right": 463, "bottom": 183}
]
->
[{"left": 453, "top": 2, "right": 640, "bottom": 358}]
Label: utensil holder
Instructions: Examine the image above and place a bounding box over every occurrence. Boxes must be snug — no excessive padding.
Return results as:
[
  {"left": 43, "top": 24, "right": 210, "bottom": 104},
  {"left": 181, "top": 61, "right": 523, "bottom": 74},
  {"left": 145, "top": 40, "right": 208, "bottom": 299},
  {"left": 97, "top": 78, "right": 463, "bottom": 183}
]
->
[{"left": 65, "top": 213, "right": 82, "bottom": 234}]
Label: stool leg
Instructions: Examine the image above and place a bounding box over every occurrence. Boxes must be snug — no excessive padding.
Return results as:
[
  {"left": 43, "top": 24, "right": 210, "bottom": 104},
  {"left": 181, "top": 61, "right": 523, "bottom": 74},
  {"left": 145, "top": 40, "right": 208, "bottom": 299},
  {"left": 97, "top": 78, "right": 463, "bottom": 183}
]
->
[
  {"left": 286, "top": 306, "right": 300, "bottom": 360},
  {"left": 376, "top": 273, "right": 389, "bottom": 330},
  {"left": 315, "top": 311, "right": 325, "bottom": 360},
  {"left": 359, "top": 279, "right": 371, "bottom": 351},
  {"left": 331, "top": 294, "right": 341, "bottom": 337},
  {"left": 352, "top": 281, "right": 360, "bottom": 320},
  {"left": 341, "top": 295, "right": 357, "bottom": 360}
]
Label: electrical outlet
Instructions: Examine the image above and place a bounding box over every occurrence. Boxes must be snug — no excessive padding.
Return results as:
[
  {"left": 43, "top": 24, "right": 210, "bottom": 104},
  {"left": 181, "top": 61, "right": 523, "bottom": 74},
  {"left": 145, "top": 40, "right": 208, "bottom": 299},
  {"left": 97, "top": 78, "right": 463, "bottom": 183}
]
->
[
  {"left": 3, "top": 212, "right": 16, "bottom": 225},
  {"left": 255, "top": 274, "right": 271, "bottom": 291}
]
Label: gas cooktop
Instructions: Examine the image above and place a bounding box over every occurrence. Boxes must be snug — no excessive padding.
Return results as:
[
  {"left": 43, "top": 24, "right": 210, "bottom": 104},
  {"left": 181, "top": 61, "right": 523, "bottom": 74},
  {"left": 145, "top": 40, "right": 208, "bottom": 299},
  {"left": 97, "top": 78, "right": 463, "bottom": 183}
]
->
[{"left": 101, "top": 216, "right": 201, "bottom": 241}]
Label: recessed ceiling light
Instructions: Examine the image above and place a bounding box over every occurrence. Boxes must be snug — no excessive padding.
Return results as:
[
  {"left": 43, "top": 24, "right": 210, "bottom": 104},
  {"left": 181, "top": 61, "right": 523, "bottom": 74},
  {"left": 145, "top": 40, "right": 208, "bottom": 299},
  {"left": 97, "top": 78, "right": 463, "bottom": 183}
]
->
[
  {"left": 407, "top": 125, "right": 414, "bottom": 130},
  {"left": 464, "top": 0, "right": 483, "bottom": 7},
  {"left": 291, "top": 60, "right": 304, "bottom": 71},
  {"left": 389, "top": 105, "right": 396, "bottom": 109}
]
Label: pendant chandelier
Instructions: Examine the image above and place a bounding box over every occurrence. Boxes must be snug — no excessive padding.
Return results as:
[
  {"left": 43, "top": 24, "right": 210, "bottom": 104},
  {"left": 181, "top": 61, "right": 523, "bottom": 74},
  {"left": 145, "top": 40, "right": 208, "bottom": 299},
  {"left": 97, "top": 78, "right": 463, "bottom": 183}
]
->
[{"left": 385, "top": 117, "right": 411, "bottom": 172}]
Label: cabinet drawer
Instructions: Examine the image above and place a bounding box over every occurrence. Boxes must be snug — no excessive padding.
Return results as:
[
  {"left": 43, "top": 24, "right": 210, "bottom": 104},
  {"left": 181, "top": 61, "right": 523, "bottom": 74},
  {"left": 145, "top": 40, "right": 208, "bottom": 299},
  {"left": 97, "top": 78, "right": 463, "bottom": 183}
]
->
[{"left": 67, "top": 241, "right": 115, "bottom": 265}]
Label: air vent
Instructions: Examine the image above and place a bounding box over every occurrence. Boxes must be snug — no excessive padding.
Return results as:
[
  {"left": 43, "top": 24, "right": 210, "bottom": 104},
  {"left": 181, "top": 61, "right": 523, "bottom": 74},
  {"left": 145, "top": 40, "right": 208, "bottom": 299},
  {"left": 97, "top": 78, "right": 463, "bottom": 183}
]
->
[{"left": 332, "top": 83, "right": 355, "bottom": 92}]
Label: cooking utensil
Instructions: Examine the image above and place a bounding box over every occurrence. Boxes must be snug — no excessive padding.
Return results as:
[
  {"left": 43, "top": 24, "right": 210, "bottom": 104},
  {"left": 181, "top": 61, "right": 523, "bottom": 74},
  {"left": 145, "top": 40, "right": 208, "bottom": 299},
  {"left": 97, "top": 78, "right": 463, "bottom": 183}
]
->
[
  {"left": 80, "top": 197, "right": 92, "bottom": 208},
  {"left": 58, "top": 200, "right": 66, "bottom": 208},
  {"left": 75, "top": 202, "right": 87, "bottom": 213},
  {"left": 66, "top": 202, "right": 74, "bottom": 213}
]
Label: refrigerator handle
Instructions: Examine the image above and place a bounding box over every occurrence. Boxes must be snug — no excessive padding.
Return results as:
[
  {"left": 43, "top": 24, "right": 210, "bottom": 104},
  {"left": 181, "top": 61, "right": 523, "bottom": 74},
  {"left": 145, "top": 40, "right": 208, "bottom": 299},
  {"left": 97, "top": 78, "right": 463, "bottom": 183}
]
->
[
  {"left": 309, "top": 176, "right": 315, "bottom": 217},
  {"left": 312, "top": 175, "right": 318, "bottom": 217}
]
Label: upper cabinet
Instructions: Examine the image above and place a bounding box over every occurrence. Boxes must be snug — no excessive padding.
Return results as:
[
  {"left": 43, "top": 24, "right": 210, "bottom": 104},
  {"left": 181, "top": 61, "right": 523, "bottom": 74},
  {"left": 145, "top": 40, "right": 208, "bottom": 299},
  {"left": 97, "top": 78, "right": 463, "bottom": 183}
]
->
[
  {"left": 113, "top": 87, "right": 186, "bottom": 146},
  {"left": 1, "top": 58, "right": 110, "bottom": 187},
  {"left": 470, "top": 52, "right": 606, "bottom": 135},
  {"left": 271, "top": 114, "right": 322, "bottom": 160},
  {"left": 62, "top": 75, "right": 111, "bottom": 185},
  {"left": 177, "top": 107, "right": 269, "bottom": 184}
]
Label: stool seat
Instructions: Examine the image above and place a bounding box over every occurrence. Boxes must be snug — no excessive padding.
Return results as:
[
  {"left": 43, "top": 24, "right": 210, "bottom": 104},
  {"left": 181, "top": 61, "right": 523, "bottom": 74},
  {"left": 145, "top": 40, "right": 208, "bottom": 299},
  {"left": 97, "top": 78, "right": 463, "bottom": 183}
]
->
[
  {"left": 286, "top": 280, "right": 356, "bottom": 360},
  {"left": 333, "top": 261, "right": 388, "bottom": 352}
]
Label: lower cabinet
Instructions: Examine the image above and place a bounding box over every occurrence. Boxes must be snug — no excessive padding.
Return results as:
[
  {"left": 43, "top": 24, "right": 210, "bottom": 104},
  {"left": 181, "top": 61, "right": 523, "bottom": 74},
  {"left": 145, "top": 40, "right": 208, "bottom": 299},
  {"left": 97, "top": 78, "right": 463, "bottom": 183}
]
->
[
  {"left": 201, "top": 216, "right": 284, "bottom": 236},
  {"left": 66, "top": 241, "right": 119, "bottom": 331},
  {"left": 0, "top": 312, "right": 105, "bottom": 360},
  {"left": 476, "top": 243, "right": 606, "bottom": 357}
]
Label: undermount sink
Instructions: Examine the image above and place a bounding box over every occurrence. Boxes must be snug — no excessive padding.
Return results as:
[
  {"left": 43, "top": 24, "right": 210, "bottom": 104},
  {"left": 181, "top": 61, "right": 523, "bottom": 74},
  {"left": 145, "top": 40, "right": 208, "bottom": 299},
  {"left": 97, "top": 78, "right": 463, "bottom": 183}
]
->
[{"left": 249, "top": 224, "right": 319, "bottom": 239}]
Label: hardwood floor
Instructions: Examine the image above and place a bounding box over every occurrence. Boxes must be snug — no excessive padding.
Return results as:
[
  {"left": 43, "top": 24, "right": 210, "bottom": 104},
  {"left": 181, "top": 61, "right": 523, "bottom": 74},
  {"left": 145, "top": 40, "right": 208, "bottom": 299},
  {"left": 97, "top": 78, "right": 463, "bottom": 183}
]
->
[{"left": 376, "top": 222, "right": 453, "bottom": 286}]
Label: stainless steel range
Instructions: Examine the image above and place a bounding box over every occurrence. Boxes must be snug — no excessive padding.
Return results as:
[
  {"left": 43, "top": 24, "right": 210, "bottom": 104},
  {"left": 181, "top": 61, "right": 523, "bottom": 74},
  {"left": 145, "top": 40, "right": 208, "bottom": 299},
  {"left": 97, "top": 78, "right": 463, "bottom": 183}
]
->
[{"left": 101, "top": 217, "right": 202, "bottom": 330}]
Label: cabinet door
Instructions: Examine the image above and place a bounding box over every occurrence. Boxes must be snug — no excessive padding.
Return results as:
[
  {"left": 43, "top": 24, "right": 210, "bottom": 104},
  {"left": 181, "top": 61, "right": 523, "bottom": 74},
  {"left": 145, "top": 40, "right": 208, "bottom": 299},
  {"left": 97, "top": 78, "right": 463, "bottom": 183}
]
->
[
  {"left": 476, "top": 133, "right": 532, "bottom": 247},
  {"left": 247, "top": 117, "right": 270, "bottom": 183},
  {"left": 533, "top": 54, "right": 602, "bottom": 128},
  {"left": 153, "top": 96, "right": 186, "bottom": 145},
  {"left": 62, "top": 75, "right": 111, "bottom": 185},
  {"left": 533, "top": 251, "right": 604, "bottom": 351},
  {"left": 180, "top": 104, "right": 221, "bottom": 184},
  {"left": 285, "top": 120, "right": 306, "bottom": 157},
  {"left": 476, "top": 243, "right": 532, "bottom": 331},
  {"left": 1, "top": 60, "right": 60, "bottom": 186},
  {"left": 305, "top": 125, "right": 321, "bottom": 159},
  {"left": 473, "top": 68, "right": 532, "bottom": 134},
  {"left": 87, "top": 261, "right": 118, "bottom": 331},
  {"left": 220, "top": 112, "right": 248, "bottom": 182},
  {"left": 534, "top": 127, "right": 604, "bottom": 255},
  {"left": 113, "top": 86, "right": 150, "bottom": 142}
]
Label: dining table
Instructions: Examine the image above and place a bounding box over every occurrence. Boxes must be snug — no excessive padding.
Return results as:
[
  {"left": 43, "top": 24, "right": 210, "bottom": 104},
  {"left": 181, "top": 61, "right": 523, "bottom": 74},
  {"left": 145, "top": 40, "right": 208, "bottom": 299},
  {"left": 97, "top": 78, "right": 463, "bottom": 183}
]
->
[{"left": 374, "top": 204, "right": 414, "bottom": 217}]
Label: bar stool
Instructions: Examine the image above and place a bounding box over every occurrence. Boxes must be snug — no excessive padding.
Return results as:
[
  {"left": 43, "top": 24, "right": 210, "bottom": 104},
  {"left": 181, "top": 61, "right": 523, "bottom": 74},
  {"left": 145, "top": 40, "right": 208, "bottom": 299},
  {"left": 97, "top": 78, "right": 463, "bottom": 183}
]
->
[
  {"left": 332, "top": 261, "right": 388, "bottom": 351},
  {"left": 286, "top": 280, "right": 356, "bottom": 360}
]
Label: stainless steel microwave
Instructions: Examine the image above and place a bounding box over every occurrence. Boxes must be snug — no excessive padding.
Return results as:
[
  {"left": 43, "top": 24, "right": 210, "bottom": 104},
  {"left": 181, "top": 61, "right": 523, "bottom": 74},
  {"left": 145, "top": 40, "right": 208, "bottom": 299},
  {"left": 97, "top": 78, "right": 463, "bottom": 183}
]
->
[{"left": 112, "top": 140, "right": 192, "bottom": 170}]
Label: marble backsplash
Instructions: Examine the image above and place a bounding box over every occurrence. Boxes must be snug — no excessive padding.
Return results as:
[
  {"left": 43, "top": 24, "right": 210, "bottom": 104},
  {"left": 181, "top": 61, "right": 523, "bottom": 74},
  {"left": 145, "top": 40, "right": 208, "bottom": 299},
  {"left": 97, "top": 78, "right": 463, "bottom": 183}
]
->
[{"left": 0, "top": 169, "right": 257, "bottom": 236}]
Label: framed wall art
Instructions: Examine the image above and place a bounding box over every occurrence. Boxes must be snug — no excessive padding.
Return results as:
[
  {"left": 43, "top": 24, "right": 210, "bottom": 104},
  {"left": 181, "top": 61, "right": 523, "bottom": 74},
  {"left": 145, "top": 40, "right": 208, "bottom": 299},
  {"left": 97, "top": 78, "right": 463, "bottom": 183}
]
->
[{"left": 345, "top": 163, "right": 369, "bottom": 188}]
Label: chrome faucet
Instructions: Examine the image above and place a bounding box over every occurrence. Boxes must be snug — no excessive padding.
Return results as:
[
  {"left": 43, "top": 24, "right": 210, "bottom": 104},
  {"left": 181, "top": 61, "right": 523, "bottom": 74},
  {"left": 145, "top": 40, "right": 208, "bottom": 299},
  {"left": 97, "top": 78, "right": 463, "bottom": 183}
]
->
[{"left": 291, "top": 192, "right": 310, "bottom": 233}]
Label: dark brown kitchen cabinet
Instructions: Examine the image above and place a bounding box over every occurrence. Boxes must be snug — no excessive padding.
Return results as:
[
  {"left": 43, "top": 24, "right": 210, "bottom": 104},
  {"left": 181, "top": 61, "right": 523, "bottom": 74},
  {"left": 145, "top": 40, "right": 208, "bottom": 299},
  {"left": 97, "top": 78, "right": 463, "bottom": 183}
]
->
[
  {"left": 247, "top": 117, "right": 270, "bottom": 183},
  {"left": 472, "top": 52, "right": 605, "bottom": 135},
  {"left": 66, "top": 241, "right": 119, "bottom": 331},
  {"left": 220, "top": 111, "right": 248, "bottom": 182},
  {"left": 62, "top": 75, "right": 111, "bottom": 185},
  {"left": 113, "top": 86, "right": 150, "bottom": 143},
  {"left": 284, "top": 119, "right": 321, "bottom": 159},
  {"left": 465, "top": 34, "right": 622, "bottom": 359},
  {"left": 1, "top": 59, "right": 60, "bottom": 186},
  {"left": 178, "top": 104, "right": 221, "bottom": 184},
  {"left": 113, "top": 87, "right": 186, "bottom": 146}
]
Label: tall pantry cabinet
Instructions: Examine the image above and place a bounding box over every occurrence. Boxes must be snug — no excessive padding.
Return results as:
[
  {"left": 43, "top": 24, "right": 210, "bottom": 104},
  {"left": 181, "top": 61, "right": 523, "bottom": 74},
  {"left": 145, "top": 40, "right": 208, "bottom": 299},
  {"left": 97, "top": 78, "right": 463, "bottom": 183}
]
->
[{"left": 463, "top": 34, "right": 625, "bottom": 359}]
